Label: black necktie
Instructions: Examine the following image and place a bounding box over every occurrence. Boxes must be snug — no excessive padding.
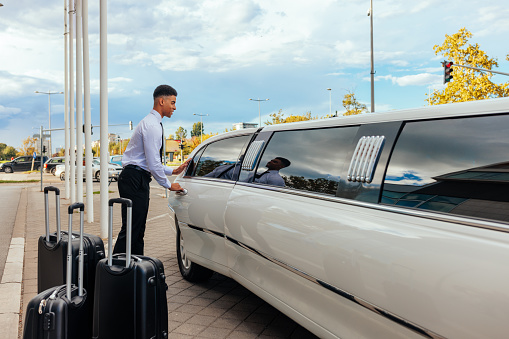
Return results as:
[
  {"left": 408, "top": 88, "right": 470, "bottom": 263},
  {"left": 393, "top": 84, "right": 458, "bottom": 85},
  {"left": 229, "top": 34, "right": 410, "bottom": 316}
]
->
[
  {"left": 255, "top": 170, "right": 269, "bottom": 179},
  {"left": 160, "top": 123, "right": 164, "bottom": 162}
]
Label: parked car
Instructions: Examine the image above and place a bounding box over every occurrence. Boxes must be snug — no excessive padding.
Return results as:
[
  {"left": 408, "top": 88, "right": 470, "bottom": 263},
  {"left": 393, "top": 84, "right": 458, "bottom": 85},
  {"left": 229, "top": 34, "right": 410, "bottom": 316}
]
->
[
  {"left": 43, "top": 156, "right": 65, "bottom": 175},
  {"left": 0, "top": 155, "right": 48, "bottom": 173},
  {"left": 55, "top": 158, "right": 122, "bottom": 181},
  {"left": 109, "top": 155, "right": 123, "bottom": 166},
  {"left": 168, "top": 97, "right": 509, "bottom": 339}
]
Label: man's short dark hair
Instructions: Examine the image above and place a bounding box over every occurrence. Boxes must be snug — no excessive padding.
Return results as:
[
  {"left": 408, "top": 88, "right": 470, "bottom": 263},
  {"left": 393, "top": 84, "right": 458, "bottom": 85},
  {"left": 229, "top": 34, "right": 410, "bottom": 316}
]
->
[
  {"left": 275, "top": 157, "right": 291, "bottom": 168},
  {"left": 153, "top": 85, "right": 177, "bottom": 100}
]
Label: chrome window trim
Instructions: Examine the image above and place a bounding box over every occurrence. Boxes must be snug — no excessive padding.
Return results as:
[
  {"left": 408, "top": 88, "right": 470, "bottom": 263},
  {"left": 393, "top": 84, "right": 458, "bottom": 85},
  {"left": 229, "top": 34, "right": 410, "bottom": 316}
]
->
[
  {"left": 183, "top": 222, "right": 445, "bottom": 339},
  {"left": 234, "top": 181, "right": 509, "bottom": 234},
  {"left": 347, "top": 136, "right": 385, "bottom": 183}
]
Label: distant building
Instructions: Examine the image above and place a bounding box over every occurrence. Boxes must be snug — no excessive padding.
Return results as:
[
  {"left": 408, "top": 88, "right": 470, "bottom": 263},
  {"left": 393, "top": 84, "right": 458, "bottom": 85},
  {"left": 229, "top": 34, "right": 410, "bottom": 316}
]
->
[
  {"left": 233, "top": 122, "right": 258, "bottom": 130},
  {"left": 108, "top": 133, "right": 120, "bottom": 143},
  {"left": 165, "top": 139, "right": 182, "bottom": 162}
]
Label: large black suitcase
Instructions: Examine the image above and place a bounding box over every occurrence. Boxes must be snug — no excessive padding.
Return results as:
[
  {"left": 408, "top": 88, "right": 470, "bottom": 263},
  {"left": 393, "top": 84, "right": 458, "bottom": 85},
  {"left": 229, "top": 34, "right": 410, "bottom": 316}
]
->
[
  {"left": 92, "top": 198, "right": 169, "bottom": 339},
  {"left": 38, "top": 186, "right": 105, "bottom": 305},
  {"left": 24, "top": 203, "right": 91, "bottom": 339}
]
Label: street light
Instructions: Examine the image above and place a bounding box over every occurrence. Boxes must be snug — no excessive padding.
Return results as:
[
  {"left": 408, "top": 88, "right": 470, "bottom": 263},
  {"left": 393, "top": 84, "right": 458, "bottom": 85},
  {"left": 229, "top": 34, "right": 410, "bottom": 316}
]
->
[
  {"left": 367, "top": 0, "right": 375, "bottom": 112},
  {"left": 193, "top": 113, "right": 208, "bottom": 143},
  {"left": 35, "top": 90, "right": 64, "bottom": 156},
  {"left": 326, "top": 88, "right": 332, "bottom": 116},
  {"left": 249, "top": 98, "right": 269, "bottom": 128}
]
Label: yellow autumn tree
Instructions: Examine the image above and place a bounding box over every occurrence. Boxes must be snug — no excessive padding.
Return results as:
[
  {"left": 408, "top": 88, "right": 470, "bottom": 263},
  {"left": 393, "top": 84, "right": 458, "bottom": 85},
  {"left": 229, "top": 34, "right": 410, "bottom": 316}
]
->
[
  {"left": 19, "top": 136, "right": 37, "bottom": 156},
  {"left": 429, "top": 28, "right": 509, "bottom": 105},
  {"left": 264, "top": 109, "right": 316, "bottom": 125},
  {"left": 342, "top": 91, "right": 368, "bottom": 116}
]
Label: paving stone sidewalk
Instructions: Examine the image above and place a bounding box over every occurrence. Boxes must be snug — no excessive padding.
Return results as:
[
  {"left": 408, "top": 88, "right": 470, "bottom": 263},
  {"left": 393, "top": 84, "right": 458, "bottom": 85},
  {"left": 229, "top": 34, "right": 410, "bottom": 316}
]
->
[{"left": 17, "top": 180, "right": 317, "bottom": 338}]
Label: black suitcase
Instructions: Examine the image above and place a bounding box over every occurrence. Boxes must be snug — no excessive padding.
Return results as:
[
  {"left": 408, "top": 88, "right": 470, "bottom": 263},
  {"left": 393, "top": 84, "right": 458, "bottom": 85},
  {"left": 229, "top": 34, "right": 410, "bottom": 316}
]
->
[
  {"left": 92, "top": 198, "right": 169, "bottom": 339},
  {"left": 38, "top": 186, "right": 105, "bottom": 305},
  {"left": 24, "top": 203, "right": 91, "bottom": 339}
]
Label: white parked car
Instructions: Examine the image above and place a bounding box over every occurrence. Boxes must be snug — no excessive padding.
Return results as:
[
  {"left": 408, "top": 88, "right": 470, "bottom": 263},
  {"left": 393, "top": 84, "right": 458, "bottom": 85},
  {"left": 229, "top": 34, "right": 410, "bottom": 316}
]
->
[
  {"left": 55, "top": 158, "right": 122, "bottom": 181},
  {"left": 168, "top": 97, "right": 509, "bottom": 339}
]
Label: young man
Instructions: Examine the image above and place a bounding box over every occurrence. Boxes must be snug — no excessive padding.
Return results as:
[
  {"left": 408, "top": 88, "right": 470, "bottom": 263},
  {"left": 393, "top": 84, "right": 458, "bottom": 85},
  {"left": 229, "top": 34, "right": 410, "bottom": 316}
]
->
[
  {"left": 113, "top": 84, "right": 190, "bottom": 255},
  {"left": 254, "top": 157, "right": 291, "bottom": 187}
]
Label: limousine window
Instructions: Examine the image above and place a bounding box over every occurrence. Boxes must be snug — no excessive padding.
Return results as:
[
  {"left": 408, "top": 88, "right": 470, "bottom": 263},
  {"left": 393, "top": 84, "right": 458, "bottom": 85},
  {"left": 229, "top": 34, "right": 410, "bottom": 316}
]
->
[
  {"left": 193, "top": 135, "right": 251, "bottom": 179},
  {"left": 247, "top": 126, "right": 358, "bottom": 195},
  {"left": 382, "top": 114, "right": 509, "bottom": 223}
]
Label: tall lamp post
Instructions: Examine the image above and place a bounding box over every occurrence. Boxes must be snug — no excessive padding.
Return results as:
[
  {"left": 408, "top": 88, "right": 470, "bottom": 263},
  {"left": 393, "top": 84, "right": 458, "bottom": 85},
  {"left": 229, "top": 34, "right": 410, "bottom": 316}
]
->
[
  {"left": 326, "top": 88, "right": 332, "bottom": 116},
  {"left": 367, "top": 0, "right": 375, "bottom": 112},
  {"left": 193, "top": 113, "right": 209, "bottom": 143},
  {"left": 35, "top": 90, "right": 64, "bottom": 156},
  {"left": 249, "top": 98, "right": 269, "bottom": 128}
]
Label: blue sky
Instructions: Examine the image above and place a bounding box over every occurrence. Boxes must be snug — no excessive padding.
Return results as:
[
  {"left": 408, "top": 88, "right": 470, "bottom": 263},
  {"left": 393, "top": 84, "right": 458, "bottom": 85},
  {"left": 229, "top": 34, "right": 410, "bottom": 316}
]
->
[{"left": 1, "top": 0, "right": 508, "bottom": 150}]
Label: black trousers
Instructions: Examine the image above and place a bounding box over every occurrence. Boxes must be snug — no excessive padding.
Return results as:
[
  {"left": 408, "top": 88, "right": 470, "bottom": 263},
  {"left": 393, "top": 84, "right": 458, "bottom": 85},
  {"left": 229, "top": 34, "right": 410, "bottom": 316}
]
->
[{"left": 113, "top": 167, "right": 151, "bottom": 255}]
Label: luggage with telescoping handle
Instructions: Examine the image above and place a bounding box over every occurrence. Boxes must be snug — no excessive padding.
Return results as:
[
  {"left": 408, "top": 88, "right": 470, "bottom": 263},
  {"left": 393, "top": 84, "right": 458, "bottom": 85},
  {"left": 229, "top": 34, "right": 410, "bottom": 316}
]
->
[
  {"left": 38, "top": 186, "right": 105, "bottom": 305},
  {"left": 92, "top": 198, "right": 169, "bottom": 339},
  {"left": 23, "top": 202, "right": 92, "bottom": 339}
]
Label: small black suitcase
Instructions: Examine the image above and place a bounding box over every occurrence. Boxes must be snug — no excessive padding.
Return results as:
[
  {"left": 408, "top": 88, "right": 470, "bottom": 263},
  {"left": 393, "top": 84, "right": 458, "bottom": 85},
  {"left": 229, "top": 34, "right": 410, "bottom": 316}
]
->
[
  {"left": 92, "top": 198, "right": 169, "bottom": 339},
  {"left": 38, "top": 186, "right": 105, "bottom": 305},
  {"left": 24, "top": 203, "right": 91, "bottom": 339}
]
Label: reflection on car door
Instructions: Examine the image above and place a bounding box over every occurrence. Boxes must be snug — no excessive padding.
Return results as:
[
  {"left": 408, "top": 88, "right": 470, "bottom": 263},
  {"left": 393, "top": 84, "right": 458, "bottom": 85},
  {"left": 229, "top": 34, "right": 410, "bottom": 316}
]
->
[{"left": 169, "top": 135, "right": 251, "bottom": 275}]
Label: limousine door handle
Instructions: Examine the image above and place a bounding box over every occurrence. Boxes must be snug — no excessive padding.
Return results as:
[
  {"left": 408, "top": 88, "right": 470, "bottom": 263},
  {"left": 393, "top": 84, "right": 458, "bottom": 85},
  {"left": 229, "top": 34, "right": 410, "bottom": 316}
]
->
[{"left": 175, "top": 188, "right": 188, "bottom": 196}]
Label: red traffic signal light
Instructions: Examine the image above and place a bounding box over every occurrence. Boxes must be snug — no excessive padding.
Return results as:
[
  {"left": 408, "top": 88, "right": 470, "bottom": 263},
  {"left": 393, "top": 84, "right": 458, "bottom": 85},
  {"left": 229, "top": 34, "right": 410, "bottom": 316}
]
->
[{"left": 443, "top": 61, "right": 454, "bottom": 84}]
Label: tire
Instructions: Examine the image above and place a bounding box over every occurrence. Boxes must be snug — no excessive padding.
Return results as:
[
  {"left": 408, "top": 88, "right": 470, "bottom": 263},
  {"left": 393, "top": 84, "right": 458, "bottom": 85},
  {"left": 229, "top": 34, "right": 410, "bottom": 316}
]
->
[
  {"left": 176, "top": 224, "right": 213, "bottom": 282},
  {"left": 60, "top": 172, "right": 65, "bottom": 181},
  {"left": 35, "top": 165, "right": 41, "bottom": 171},
  {"left": 4, "top": 166, "right": 12, "bottom": 173},
  {"left": 51, "top": 167, "right": 56, "bottom": 175},
  {"left": 95, "top": 171, "right": 100, "bottom": 181}
]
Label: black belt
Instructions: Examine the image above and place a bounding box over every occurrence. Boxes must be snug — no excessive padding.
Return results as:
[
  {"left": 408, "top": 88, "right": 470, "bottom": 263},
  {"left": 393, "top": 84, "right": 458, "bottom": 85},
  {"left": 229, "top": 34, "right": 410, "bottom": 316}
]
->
[{"left": 124, "top": 164, "right": 151, "bottom": 177}]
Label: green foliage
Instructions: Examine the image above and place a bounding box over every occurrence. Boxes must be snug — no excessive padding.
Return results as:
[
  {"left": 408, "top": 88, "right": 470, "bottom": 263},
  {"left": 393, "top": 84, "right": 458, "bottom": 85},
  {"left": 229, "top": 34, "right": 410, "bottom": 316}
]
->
[
  {"left": 429, "top": 27, "right": 509, "bottom": 105},
  {"left": 175, "top": 126, "right": 187, "bottom": 140},
  {"left": 191, "top": 122, "right": 203, "bottom": 138}
]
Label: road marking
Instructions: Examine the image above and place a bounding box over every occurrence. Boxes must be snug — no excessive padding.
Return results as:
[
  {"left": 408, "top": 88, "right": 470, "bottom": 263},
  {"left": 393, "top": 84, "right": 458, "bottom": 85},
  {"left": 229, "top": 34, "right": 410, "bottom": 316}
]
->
[{"left": 147, "top": 213, "right": 169, "bottom": 223}]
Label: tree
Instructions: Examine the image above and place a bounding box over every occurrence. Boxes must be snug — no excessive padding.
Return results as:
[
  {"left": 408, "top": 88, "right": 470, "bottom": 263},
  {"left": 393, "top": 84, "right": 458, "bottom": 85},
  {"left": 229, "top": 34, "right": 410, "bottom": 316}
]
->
[
  {"left": 20, "top": 136, "right": 37, "bottom": 156},
  {"left": 264, "top": 110, "right": 315, "bottom": 125},
  {"left": 429, "top": 27, "right": 509, "bottom": 105},
  {"left": 342, "top": 91, "right": 368, "bottom": 116},
  {"left": 175, "top": 127, "right": 187, "bottom": 141},
  {"left": 3, "top": 146, "right": 17, "bottom": 160},
  {"left": 191, "top": 122, "right": 203, "bottom": 138}
]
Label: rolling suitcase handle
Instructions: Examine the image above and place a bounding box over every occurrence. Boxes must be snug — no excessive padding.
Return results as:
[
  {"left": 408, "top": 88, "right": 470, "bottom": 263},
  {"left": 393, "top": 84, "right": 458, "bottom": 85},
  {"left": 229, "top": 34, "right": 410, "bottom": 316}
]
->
[
  {"left": 108, "top": 198, "right": 133, "bottom": 268},
  {"left": 44, "top": 186, "right": 61, "bottom": 242},
  {"left": 67, "top": 202, "right": 85, "bottom": 300}
]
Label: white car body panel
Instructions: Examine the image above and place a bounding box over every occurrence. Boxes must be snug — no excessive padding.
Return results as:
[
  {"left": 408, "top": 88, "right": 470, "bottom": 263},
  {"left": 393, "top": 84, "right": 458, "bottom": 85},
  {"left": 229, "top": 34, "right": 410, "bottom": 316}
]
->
[{"left": 168, "top": 97, "right": 509, "bottom": 338}]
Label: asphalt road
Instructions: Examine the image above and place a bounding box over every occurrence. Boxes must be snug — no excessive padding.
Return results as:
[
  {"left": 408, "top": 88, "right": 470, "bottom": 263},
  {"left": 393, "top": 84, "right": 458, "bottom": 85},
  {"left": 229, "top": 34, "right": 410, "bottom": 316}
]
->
[{"left": 0, "top": 185, "right": 22, "bottom": 282}]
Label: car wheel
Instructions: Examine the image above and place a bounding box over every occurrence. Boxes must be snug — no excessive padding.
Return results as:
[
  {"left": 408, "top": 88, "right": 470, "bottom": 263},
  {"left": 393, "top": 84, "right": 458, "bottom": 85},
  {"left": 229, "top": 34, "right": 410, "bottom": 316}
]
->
[
  {"left": 95, "top": 171, "right": 100, "bottom": 181},
  {"left": 176, "top": 224, "right": 213, "bottom": 282},
  {"left": 51, "top": 167, "right": 56, "bottom": 175},
  {"left": 60, "top": 172, "right": 65, "bottom": 181},
  {"left": 35, "top": 165, "right": 41, "bottom": 171},
  {"left": 4, "top": 166, "right": 12, "bottom": 173}
]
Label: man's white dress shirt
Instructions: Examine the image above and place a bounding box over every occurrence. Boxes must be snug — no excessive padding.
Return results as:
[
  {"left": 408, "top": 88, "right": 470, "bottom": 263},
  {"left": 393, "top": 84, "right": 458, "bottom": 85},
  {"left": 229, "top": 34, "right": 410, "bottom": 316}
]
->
[{"left": 122, "top": 110, "right": 173, "bottom": 189}]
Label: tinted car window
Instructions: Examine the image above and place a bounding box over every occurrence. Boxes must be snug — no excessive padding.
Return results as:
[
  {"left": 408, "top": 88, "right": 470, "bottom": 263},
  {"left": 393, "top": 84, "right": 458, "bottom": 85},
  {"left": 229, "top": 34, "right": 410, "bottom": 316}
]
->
[
  {"left": 194, "top": 136, "right": 250, "bottom": 179},
  {"left": 249, "top": 126, "right": 358, "bottom": 195},
  {"left": 382, "top": 114, "right": 509, "bottom": 223}
]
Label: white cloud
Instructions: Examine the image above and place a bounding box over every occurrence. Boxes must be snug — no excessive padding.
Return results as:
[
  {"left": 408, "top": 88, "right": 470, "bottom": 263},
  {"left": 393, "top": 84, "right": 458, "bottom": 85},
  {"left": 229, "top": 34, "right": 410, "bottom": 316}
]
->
[
  {"left": 0, "top": 105, "right": 22, "bottom": 118},
  {"left": 376, "top": 73, "right": 442, "bottom": 86}
]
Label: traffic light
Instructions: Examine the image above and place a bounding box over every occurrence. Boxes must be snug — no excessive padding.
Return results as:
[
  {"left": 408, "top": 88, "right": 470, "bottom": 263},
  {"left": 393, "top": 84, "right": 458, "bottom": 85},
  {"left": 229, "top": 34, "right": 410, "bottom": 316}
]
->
[
  {"left": 179, "top": 143, "right": 184, "bottom": 150},
  {"left": 443, "top": 61, "right": 454, "bottom": 84},
  {"left": 42, "top": 145, "right": 47, "bottom": 153},
  {"left": 129, "top": 121, "right": 133, "bottom": 130}
]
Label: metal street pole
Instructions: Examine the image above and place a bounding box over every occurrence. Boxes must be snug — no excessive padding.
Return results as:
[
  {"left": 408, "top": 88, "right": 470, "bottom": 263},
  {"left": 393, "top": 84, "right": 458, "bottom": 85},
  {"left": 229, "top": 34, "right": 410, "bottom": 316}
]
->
[
  {"left": 368, "top": 0, "right": 375, "bottom": 112},
  {"left": 193, "top": 113, "right": 208, "bottom": 143},
  {"left": 35, "top": 91, "right": 63, "bottom": 156},
  {"left": 326, "top": 88, "right": 332, "bottom": 116},
  {"left": 249, "top": 98, "right": 269, "bottom": 128}
]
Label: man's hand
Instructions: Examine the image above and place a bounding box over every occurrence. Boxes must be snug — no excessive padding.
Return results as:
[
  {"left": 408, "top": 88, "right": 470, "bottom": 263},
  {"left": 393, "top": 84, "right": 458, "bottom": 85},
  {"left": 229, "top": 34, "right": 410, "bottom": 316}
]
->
[
  {"left": 169, "top": 182, "right": 184, "bottom": 192},
  {"left": 172, "top": 158, "right": 192, "bottom": 175}
]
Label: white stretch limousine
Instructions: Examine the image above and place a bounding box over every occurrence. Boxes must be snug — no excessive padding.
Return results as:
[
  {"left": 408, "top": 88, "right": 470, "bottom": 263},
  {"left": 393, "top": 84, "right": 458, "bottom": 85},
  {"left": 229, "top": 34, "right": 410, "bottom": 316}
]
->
[{"left": 168, "top": 98, "right": 509, "bottom": 339}]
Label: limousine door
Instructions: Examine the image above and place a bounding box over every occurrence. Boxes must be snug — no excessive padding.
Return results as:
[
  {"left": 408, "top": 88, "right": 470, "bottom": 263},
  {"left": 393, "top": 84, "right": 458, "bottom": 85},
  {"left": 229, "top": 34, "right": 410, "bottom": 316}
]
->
[{"left": 169, "top": 134, "right": 252, "bottom": 276}]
